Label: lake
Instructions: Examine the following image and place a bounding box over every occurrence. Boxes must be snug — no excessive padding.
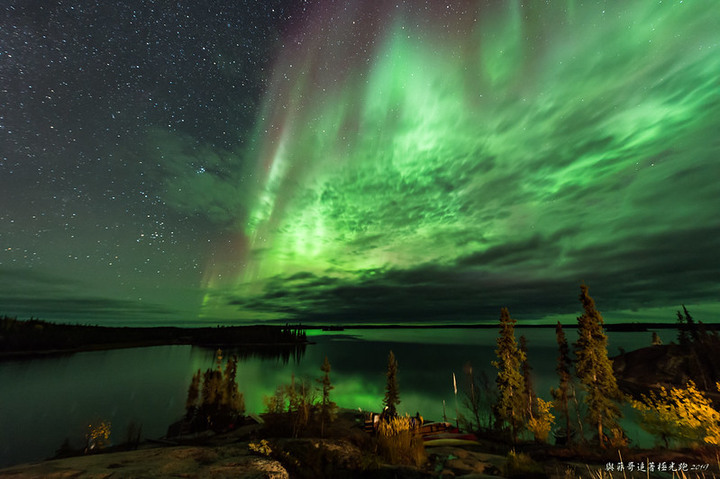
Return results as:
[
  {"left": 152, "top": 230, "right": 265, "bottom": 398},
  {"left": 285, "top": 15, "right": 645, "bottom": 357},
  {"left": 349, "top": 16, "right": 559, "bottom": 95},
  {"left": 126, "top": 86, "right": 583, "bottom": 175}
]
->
[{"left": 0, "top": 327, "right": 671, "bottom": 467}]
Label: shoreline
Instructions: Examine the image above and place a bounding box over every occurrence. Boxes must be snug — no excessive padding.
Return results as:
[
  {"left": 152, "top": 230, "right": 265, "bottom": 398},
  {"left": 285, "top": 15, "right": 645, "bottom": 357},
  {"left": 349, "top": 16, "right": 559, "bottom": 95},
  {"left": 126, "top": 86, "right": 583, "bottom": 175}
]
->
[
  {"left": 303, "top": 322, "right": 720, "bottom": 331},
  {"left": 1, "top": 409, "right": 714, "bottom": 478},
  {"left": 2, "top": 317, "right": 707, "bottom": 359},
  {"left": 0, "top": 318, "right": 308, "bottom": 360},
  {"left": 0, "top": 339, "right": 311, "bottom": 360}
]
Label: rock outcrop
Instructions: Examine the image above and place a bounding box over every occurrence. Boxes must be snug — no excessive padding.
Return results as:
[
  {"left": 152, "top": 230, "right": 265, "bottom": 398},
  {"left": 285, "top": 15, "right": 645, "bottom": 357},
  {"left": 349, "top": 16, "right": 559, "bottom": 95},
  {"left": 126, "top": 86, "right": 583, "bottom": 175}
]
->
[
  {"left": 0, "top": 443, "right": 289, "bottom": 479},
  {"left": 613, "top": 342, "right": 720, "bottom": 399}
]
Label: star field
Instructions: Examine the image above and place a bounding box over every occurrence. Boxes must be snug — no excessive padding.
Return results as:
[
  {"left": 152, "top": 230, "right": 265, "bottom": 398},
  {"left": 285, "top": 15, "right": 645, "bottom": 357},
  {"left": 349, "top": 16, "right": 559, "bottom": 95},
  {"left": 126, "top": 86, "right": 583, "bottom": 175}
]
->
[{"left": 1, "top": 1, "right": 719, "bottom": 325}]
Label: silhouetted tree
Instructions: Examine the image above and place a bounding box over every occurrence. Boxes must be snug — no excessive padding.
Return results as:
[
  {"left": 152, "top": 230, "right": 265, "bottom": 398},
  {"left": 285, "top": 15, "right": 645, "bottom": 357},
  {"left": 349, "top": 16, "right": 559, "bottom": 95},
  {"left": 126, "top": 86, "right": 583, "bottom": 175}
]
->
[
  {"left": 462, "top": 362, "right": 492, "bottom": 431},
  {"left": 683, "top": 305, "right": 699, "bottom": 343},
  {"left": 688, "top": 307, "right": 719, "bottom": 388},
  {"left": 551, "top": 321, "right": 573, "bottom": 444},
  {"left": 317, "top": 356, "right": 338, "bottom": 436},
  {"left": 187, "top": 349, "right": 245, "bottom": 432},
  {"left": 223, "top": 355, "right": 245, "bottom": 415},
  {"left": 574, "top": 284, "right": 624, "bottom": 448},
  {"left": 286, "top": 374, "right": 313, "bottom": 437},
  {"left": 185, "top": 370, "right": 202, "bottom": 419},
  {"left": 492, "top": 307, "right": 526, "bottom": 443},
  {"left": 201, "top": 368, "right": 222, "bottom": 414},
  {"left": 384, "top": 350, "right": 401, "bottom": 418},
  {"left": 677, "top": 310, "right": 689, "bottom": 346}
]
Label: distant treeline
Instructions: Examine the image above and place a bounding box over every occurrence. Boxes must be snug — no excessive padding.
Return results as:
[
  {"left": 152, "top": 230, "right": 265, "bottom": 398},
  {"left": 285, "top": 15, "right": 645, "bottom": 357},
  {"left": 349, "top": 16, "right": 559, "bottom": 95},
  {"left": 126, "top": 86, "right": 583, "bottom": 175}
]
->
[
  {"left": 0, "top": 316, "right": 307, "bottom": 357},
  {"left": 301, "top": 322, "right": 720, "bottom": 332}
]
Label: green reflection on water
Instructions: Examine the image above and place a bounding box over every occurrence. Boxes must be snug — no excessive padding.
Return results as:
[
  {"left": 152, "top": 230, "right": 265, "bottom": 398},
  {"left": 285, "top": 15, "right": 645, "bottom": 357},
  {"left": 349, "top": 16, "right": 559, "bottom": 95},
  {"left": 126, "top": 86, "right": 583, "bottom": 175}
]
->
[{"left": 0, "top": 328, "right": 673, "bottom": 467}]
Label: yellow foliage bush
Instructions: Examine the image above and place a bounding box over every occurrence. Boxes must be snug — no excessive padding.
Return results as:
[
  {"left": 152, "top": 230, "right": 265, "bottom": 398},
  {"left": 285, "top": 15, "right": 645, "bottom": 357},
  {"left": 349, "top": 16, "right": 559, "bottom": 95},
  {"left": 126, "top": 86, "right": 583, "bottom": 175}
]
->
[
  {"left": 527, "top": 398, "right": 555, "bottom": 442},
  {"left": 85, "top": 420, "right": 111, "bottom": 452},
  {"left": 377, "top": 415, "right": 427, "bottom": 467},
  {"left": 249, "top": 439, "right": 273, "bottom": 456},
  {"left": 631, "top": 380, "right": 720, "bottom": 447}
]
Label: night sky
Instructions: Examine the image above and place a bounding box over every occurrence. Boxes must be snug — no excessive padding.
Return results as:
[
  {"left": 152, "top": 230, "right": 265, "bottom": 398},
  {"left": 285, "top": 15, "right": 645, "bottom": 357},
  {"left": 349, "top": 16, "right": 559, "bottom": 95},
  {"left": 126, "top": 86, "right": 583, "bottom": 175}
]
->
[{"left": 1, "top": 1, "right": 719, "bottom": 326}]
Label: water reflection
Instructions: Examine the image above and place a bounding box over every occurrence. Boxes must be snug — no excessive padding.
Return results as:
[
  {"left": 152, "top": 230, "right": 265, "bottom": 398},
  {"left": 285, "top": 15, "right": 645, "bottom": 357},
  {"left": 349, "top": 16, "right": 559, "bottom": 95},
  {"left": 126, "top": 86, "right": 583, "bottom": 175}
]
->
[
  {"left": 206, "top": 343, "right": 308, "bottom": 364},
  {"left": 0, "top": 328, "right": 670, "bottom": 467}
]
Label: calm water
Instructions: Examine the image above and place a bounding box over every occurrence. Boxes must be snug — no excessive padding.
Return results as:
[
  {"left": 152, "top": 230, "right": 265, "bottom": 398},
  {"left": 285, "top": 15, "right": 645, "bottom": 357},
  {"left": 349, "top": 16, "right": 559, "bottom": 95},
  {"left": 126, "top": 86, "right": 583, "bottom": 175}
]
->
[{"left": 0, "top": 328, "right": 671, "bottom": 467}]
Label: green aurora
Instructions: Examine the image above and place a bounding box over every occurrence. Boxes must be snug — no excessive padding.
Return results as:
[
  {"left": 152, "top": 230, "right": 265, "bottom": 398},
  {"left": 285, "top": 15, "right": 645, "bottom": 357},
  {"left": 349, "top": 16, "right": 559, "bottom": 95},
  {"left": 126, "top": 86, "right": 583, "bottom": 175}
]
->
[{"left": 153, "top": 1, "right": 720, "bottom": 324}]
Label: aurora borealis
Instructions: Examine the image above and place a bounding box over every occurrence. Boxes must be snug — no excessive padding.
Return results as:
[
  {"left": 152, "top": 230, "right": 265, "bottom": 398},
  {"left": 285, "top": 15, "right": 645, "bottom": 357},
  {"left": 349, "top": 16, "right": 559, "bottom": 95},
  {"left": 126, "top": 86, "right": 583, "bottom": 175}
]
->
[{"left": 2, "top": 1, "right": 719, "bottom": 325}]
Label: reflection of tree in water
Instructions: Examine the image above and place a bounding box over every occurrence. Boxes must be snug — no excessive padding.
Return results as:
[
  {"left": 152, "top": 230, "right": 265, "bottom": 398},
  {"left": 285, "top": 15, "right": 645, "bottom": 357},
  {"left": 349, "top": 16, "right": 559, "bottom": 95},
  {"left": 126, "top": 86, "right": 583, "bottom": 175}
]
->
[{"left": 200, "top": 343, "right": 307, "bottom": 364}]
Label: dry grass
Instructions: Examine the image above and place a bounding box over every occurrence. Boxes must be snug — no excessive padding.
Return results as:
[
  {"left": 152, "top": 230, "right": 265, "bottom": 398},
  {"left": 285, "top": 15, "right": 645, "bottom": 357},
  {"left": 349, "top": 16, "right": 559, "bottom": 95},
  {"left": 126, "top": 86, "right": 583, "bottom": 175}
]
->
[
  {"left": 376, "top": 415, "right": 427, "bottom": 467},
  {"left": 504, "top": 449, "right": 545, "bottom": 477}
]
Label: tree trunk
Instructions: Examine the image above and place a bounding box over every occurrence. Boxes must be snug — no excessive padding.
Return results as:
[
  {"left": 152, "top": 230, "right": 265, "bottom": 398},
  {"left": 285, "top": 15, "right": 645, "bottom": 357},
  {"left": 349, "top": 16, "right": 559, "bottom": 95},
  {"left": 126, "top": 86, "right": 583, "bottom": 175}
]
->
[{"left": 565, "top": 401, "right": 571, "bottom": 445}]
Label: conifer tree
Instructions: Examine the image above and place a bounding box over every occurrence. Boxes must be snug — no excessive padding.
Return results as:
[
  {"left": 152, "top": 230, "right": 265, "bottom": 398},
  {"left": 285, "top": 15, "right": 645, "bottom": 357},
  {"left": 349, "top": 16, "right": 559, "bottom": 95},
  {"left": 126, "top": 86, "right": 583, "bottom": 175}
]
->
[
  {"left": 551, "top": 321, "right": 573, "bottom": 444},
  {"left": 185, "top": 369, "right": 202, "bottom": 419},
  {"left": 519, "top": 335, "right": 535, "bottom": 421},
  {"left": 286, "top": 374, "right": 313, "bottom": 437},
  {"left": 683, "top": 305, "right": 698, "bottom": 343},
  {"left": 384, "top": 350, "right": 401, "bottom": 418},
  {"left": 202, "top": 368, "right": 222, "bottom": 412},
  {"left": 223, "top": 355, "right": 245, "bottom": 415},
  {"left": 191, "top": 349, "right": 245, "bottom": 431},
  {"left": 573, "top": 284, "right": 624, "bottom": 448},
  {"left": 492, "top": 307, "right": 526, "bottom": 442},
  {"left": 317, "top": 356, "right": 338, "bottom": 436},
  {"left": 677, "top": 310, "right": 689, "bottom": 346}
]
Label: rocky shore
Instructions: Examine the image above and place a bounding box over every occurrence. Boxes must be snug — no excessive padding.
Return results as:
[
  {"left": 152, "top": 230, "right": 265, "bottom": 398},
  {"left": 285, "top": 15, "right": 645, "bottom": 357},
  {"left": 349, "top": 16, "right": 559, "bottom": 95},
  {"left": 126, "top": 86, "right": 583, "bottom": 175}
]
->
[
  {"left": 2, "top": 408, "right": 716, "bottom": 479},
  {"left": 612, "top": 343, "right": 720, "bottom": 401},
  {"left": 0, "top": 410, "right": 537, "bottom": 479},
  {"left": 0, "top": 434, "right": 510, "bottom": 479}
]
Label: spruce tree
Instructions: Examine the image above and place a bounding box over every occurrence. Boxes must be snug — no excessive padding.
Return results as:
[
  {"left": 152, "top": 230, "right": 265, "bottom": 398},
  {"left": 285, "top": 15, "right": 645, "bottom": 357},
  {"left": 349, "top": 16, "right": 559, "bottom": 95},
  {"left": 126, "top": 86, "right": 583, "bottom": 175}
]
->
[
  {"left": 317, "top": 356, "right": 338, "bottom": 436},
  {"left": 223, "top": 355, "right": 245, "bottom": 415},
  {"left": 185, "top": 369, "right": 202, "bottom": 419},
  {"left": 193, "top": 349, "right": 245, "bottom": 431},
  {"left": 384, "top": 350, "right": 401, "bottom": 417},
  {"left": 492, "top": 307, "right": 526, "bottom": 442},
  {"left": 551, "top": 322, "right": 573, "bottom": 444},
  {"left": 683, "top": 305, "right": 699, "bottom": 343},
  {"left": 677, "top": 310, "right": 689, "bottom": 346},
  {"left": 519, "top": 335, "right": 535, "bottom": 421},
  {"left": 573, "top": 284, "right": 624, "bottom": 448}
]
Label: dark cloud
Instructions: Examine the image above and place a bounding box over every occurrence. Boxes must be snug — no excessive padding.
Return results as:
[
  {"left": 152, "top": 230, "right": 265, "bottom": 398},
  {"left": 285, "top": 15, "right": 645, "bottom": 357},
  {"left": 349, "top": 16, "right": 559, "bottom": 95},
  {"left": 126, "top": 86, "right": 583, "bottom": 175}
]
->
[
  {"left": 0, "top": 296, "right": 178, "bottom": 320},
  {"left": 224, "top": 222, "right": 720, "bottom": 325},
  {"left": 457, "top": 234, "right": 561, "bottom": 268},
  {"left": 0, "top": 267, "right": 179, "bottom": 321}
]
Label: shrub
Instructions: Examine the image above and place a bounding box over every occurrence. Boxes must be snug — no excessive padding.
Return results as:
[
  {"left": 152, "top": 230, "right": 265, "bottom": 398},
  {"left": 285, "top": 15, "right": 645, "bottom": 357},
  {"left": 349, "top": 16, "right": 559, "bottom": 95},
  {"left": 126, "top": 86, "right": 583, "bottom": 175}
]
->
[
  {"left": 85, "top": 420, "right": 111, "bottom": 452},
  {"left": 287, "top": 374, "right": 315, "bottom": 437},
  {"left": 527, "top": 397, "right": 555, "bottom": 442},
  {"left": 261, "top": 375, "right": 316, "bottom": 437},
  {"left": 249, "top": 439, "right": 273, "bottom": 456},
  {"left": 631, "top": 380, "right": 720, "bottom": 447},
  {"left": 263, "top": 385, "right": 286, "bottom": 414}
]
